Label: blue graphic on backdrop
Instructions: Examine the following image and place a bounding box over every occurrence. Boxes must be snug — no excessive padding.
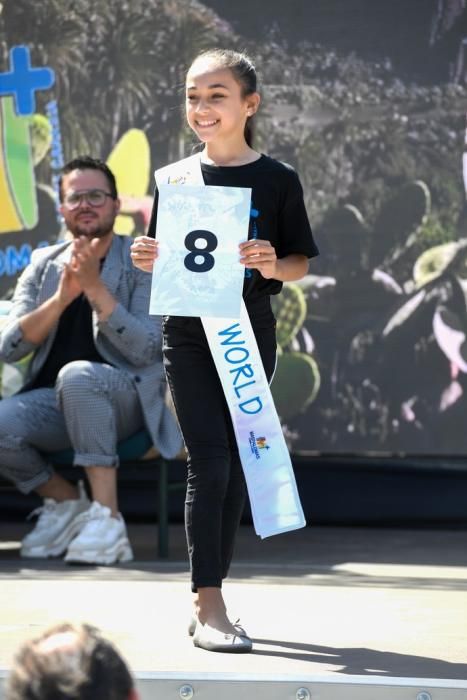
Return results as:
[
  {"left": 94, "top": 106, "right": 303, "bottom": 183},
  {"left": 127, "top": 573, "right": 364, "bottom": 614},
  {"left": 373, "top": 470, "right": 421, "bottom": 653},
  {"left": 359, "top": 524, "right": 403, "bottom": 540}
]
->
[
  {"left": 0, "top": 45, "right": 55, "bottom": 116},
  {"left": 0, "top": 45, "right": 58, "bottom": 296},
  {"left": 46, "top": 99, "right": 65, "bottom": 220},
  {"left": 0, "top": 242, "right": 49, "bottom": 277}
]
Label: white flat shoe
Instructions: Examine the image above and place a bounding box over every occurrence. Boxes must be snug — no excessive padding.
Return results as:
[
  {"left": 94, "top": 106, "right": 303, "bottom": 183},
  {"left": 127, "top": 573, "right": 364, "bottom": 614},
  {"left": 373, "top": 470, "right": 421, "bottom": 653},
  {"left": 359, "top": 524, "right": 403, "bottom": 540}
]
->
[
  {"left": 192, "top": 620, "right": 252, "bottom": 653},
  {"left": 188, "top": 613, "right": 247, "bottom": 637},
  {"left": 188, "top": 614, "right": 197, "bottom": 636}
]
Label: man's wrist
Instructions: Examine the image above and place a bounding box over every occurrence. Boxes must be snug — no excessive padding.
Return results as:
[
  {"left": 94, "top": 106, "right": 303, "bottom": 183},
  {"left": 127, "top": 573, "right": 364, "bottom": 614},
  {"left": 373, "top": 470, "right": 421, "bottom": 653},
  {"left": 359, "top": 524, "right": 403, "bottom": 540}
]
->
[
  {"left": 84, "top": 283, "right": 116, "bottom": 321},
  {"left": 82, "top": 279, "right": 105, "bottom": 298},
  {"left": 51, "top": 291, "right": 69, "bottom": 315}
]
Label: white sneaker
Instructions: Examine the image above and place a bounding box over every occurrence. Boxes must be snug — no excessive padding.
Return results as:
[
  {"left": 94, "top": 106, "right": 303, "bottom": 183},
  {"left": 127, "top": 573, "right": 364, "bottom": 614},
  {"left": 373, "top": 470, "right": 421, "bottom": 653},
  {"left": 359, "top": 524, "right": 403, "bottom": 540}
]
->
[
  {"left": 21, "top": 481, "right": 90, "bottom": 558},
  {"left": 64, "top": 501, "right": 133, "bottom": 565}
]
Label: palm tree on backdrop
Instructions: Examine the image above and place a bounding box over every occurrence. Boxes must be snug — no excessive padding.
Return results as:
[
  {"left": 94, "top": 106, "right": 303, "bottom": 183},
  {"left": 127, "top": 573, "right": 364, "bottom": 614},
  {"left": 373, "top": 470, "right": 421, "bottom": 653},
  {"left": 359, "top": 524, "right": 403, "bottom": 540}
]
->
[
  {"left": 0, "top": 5, "right": 7, "bottom": 66},
  {"left": 140, "top": 0, "right": 235, "bottom": 166},
  {"left": 69, "top": 0, "right": 157, "bottom": 158},
  {"left": 1, "top": 0, "right": 235, "bottom": 167},
  {"left": 0, "top": 0, "right": 87, "bottom": 86},
  {"left": 0, "top": 0, "right": 91, "bottom": 164}
]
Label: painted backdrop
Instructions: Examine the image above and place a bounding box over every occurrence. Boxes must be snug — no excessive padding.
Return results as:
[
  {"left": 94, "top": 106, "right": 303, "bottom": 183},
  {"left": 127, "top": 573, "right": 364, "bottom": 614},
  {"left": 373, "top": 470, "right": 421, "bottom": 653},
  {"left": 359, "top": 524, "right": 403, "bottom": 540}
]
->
[{"left": 0, "top": 0, "right": 466, "bottom": 455}]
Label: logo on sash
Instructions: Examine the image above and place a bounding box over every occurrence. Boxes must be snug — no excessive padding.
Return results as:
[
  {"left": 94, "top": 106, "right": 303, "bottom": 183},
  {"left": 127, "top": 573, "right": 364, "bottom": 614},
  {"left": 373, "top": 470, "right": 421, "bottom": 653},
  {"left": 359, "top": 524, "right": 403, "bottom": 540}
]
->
[{"left": 249, "top": 432, "right": 270, "bottom": 459}]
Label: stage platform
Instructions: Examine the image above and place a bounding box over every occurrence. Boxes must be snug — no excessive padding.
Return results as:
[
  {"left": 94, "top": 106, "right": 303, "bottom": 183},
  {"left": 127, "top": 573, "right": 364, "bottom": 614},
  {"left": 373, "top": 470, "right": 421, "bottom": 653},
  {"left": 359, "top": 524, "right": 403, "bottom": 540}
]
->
[{"left": 0, "top": 522, "right": 466, "bottom": 699}]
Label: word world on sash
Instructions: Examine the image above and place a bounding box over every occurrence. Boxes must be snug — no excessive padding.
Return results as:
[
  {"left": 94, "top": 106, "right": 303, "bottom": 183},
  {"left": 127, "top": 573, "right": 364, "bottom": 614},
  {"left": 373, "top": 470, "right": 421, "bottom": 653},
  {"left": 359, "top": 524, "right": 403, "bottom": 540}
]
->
[{"left": 219, "top": 322, "right": 263, "bottom": 415}]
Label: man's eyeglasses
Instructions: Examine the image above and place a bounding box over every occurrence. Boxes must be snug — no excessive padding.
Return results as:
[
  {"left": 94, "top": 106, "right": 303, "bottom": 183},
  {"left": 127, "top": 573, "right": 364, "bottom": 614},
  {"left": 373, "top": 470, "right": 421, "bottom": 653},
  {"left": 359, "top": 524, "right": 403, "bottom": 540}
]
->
[{"left": 63, "top": 189, "right": 115, "bottom": 210}]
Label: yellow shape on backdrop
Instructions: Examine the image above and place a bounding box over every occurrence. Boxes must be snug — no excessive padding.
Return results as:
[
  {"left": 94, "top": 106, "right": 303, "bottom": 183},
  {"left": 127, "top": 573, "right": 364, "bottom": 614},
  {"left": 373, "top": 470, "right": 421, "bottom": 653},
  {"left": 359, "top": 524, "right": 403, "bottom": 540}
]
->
[
  {"left": 0, "top": 97, "right": 38, "bottom": 234},
  {"left": 0, "top": 140, "right": 22, "bottom": 232},
  {"left": 107, "top": 129, "right": 150, "bottom": 235}
]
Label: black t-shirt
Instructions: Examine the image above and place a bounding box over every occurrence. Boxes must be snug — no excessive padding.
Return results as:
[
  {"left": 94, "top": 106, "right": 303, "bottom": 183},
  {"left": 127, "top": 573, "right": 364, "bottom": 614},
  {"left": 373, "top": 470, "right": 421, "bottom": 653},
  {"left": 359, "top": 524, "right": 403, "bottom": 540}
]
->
[
  {"left": 147, "top": 155, "right": 318, "bottom": 308},
  {"left": 28, "top": 294, "right": 105, "bottom": 390}
]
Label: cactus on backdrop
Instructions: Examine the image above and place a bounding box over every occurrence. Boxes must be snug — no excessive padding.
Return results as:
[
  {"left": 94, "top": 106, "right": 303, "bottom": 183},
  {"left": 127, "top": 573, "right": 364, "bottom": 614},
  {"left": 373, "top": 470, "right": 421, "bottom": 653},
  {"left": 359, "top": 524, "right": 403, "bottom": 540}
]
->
[
  {"left": 29, "top": 114, "right": 53, "bottom": 166},
  {"left": 271, "top": 351, "right": 321, "bottom": 420},
  {"left": 271, "top": 283, "right": 307, "bottom": 348},
  {"left": 374, "top": 180, "right": 431, "bottom": 247},
  {"left": 371, "top": 180, "right": 431, "bottom": 281},
  {"left": 270, "top": 282, "right": 321, "bottom": 418},
  {"left": 413, "top": 239, "right": 467, "bottom": 288}
]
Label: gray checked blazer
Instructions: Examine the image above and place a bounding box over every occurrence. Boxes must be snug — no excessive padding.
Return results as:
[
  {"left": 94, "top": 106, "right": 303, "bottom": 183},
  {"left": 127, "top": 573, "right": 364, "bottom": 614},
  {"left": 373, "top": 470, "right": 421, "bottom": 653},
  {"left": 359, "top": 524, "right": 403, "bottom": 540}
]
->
[{"left": 0, "top": 234, "right": 182, "bottom": 459}]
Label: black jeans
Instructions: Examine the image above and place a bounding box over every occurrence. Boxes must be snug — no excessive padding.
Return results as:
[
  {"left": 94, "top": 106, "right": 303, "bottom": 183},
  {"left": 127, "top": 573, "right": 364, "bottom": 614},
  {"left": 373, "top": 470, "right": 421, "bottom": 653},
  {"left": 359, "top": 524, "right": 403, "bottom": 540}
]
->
[{"left": 163, "top": 306, "right": 276, "bottom": 591}]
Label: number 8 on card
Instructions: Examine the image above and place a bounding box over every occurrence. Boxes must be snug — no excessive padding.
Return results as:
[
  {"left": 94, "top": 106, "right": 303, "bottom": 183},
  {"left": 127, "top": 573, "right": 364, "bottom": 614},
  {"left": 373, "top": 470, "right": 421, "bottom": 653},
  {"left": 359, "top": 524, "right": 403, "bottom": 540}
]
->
[{"left": 149, "top": 184, "right": 251, "bottom": 319}]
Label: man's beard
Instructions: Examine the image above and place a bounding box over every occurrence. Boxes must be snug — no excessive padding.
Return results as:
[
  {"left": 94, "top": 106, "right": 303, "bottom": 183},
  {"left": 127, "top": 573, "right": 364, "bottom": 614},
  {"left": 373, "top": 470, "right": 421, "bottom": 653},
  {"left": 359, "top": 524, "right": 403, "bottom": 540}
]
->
[{"left": 69, "top": 211, "right": 115, "bottom": 238}]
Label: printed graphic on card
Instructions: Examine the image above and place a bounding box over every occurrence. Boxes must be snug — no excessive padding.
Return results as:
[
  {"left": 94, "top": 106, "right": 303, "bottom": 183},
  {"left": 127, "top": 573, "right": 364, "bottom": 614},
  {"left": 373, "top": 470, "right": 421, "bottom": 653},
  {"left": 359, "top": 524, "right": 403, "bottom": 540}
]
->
[{"left": 149, "top": 184, "right": 251, "bottom": 318}]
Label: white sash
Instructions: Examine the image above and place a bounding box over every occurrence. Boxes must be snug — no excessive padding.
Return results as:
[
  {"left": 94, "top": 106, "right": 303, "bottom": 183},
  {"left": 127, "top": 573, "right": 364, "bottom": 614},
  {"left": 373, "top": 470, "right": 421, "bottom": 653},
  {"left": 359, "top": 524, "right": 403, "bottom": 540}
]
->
[{"left": 155, "top": 154, "right": 306, "bottom": 538}]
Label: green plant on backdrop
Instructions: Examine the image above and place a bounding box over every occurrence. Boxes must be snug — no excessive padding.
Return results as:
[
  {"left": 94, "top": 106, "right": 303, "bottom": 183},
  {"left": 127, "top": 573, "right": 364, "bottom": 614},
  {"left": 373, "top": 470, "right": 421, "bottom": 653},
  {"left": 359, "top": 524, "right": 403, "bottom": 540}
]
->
[
  {"left": 1, "top": 0, "right": 467, "bottom": 453},
  {"left": 270, "top": 284, "right": 321, "bottom": 423}
]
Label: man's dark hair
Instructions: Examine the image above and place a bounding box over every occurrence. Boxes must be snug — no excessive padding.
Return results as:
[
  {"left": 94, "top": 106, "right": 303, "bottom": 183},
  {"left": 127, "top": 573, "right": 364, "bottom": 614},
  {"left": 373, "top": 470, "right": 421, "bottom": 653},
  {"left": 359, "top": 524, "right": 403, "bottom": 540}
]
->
[
  {"left": 59, "top": 156, "right": 118, "bottom": 202},
  {"left": 6, "top": 623, "right": 134, "bottom": 700}
]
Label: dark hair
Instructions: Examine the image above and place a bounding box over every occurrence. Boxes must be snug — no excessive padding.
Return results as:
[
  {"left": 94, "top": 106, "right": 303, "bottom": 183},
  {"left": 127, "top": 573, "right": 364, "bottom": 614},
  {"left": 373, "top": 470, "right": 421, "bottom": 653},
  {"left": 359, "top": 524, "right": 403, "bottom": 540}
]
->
[
  {"left": 59, "top": 156, "right": 118, "bottom": 202},
  {"left": 188, "top": 49, "right": 258, "bottom": 147},
  {"left": 6, "top": 623, "right": 134, "bottom": 700}
]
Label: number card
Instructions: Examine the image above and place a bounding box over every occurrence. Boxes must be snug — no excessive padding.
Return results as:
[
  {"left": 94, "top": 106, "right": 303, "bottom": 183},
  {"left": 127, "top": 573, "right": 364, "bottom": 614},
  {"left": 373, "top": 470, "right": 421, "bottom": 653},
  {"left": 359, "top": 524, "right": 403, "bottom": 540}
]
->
[{"left": 149, "top": 184, "right": 251, "bottom": 318}]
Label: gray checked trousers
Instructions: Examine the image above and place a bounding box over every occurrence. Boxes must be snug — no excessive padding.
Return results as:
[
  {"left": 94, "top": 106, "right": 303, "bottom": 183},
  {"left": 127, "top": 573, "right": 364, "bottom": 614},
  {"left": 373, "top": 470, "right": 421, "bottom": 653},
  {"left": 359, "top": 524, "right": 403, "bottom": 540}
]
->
[{"left": 0, "top": 361, "right": 144, "bottom": 494}]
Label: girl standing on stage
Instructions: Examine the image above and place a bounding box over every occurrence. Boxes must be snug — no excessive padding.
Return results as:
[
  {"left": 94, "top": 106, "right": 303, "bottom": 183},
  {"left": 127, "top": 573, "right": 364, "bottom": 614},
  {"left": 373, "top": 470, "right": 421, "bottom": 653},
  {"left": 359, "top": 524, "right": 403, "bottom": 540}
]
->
[{"left": 131, "top": 49, "right": 318, "bottom": 653}]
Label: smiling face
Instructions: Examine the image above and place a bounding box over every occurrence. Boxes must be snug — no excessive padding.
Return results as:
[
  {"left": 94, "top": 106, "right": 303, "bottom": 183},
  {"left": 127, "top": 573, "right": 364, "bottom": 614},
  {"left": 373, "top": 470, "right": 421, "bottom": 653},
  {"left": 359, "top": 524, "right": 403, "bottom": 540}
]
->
[
  {"left": 185, "top": 58, "right": 260, "bottom": 146},
  {"left": 60, "top": 168, "right": 120, "bottom": 239}
]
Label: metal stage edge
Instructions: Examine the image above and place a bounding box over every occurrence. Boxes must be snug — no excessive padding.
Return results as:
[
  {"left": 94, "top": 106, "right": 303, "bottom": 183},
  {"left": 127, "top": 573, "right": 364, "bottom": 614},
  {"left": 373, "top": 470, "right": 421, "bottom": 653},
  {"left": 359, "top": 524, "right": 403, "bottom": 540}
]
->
[{"left": 2, "top": 670, "right": 467, "bottom": 699}]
